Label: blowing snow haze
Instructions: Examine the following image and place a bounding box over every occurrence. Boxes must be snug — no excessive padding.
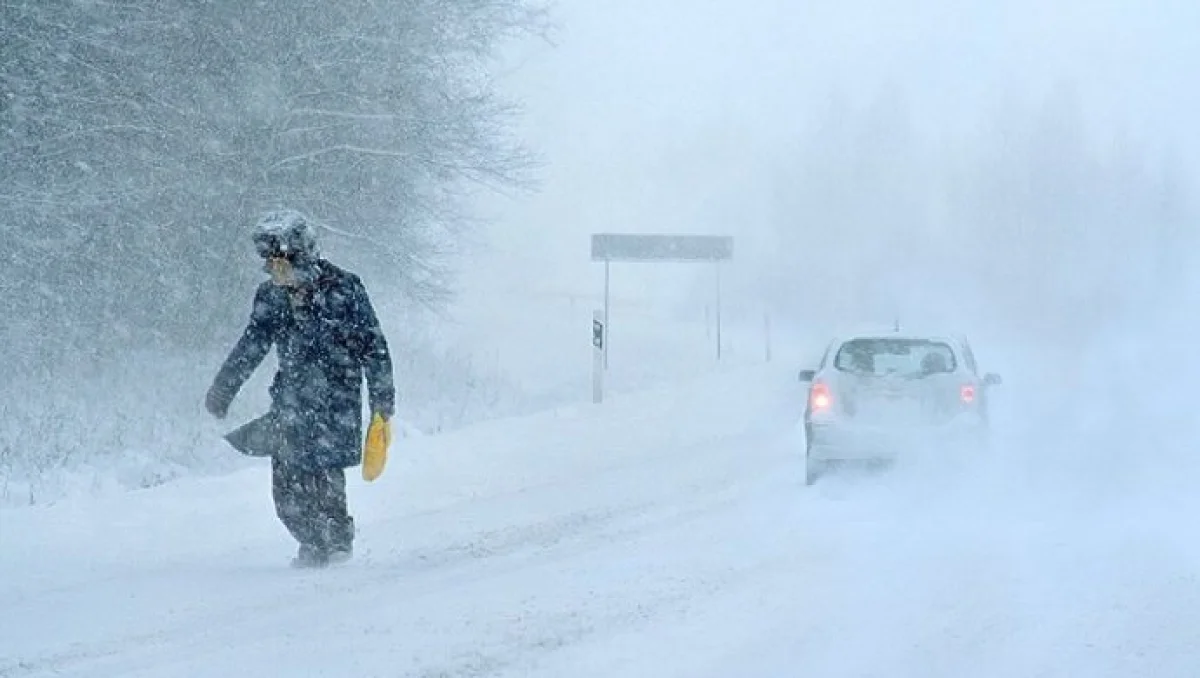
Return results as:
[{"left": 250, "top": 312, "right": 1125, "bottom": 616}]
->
[
  {"left": 0, "top": 0, "right": 1195, "bottom": 501},
  {"left": 468, "top": 0, "right": 1200, "bottom": 346},
  {"left": 8, "top": 1, "right": 1200, "bottom": 676}
]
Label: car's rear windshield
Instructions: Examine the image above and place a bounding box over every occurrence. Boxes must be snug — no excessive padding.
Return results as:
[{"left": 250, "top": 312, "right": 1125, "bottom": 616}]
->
[{"left": 833, "top": 338, "right": 957, "bottom": 377}]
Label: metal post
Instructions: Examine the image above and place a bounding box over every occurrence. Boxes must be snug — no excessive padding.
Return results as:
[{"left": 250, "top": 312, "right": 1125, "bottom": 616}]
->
[
  {"left": 714, "top": 264, "right": 722, "bottom": 361},
  {"left": 592, "top": 309, "right": 605, "bottom": 403},
  {"left": 603, "top": 259, "right": 610, "bottom": 369}
]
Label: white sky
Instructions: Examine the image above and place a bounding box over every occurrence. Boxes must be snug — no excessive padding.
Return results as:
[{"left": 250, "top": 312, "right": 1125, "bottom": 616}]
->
[{"left": 457, "top": 0, "right": 1200, "bottom": 318}]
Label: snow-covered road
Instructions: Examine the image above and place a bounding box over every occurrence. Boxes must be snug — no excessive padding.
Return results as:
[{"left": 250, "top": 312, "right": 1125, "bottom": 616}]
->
[{"left": 5, "top": 365, "right": 1200, "bottom": 677}]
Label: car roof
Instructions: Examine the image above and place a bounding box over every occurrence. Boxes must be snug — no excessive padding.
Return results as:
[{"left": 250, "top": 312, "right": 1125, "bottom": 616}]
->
[{"left": 826, "top": 331, "right": 971, "bottom": 352}]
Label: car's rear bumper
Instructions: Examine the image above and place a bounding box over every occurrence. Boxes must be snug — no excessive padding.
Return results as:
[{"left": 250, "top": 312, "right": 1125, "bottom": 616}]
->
[{"left": 806, "top": 414, "right": 985, "bottom": 462}]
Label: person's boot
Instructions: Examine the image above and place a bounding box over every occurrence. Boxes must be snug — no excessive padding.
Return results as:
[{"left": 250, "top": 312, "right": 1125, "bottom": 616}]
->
[
  {"left": 325, "top": 546, "right": 353, "bottom": 566},
  {"left": 325, "top": 516, "right": 354, "bottom": 565},
  {"left": 291, "top": 543, "right": 328, "bottom": 568}
]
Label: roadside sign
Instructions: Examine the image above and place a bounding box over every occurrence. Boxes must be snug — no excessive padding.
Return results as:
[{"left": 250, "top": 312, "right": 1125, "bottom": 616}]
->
[
  {"left": 592, "top": 310, "right": 605, "bottom": 403},
  {"left": 591, "top": 233, "right": 734, "bottom": 368},
  {"left": 590, "top": 234, "right": 733, "bottom": 262}
]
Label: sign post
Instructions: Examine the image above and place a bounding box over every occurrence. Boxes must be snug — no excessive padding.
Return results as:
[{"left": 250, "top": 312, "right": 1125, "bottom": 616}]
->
[
  {"left": 590, "top": 233, "right": 734, "bottom": 369},
  {"left": 603, "top": 259, "right": 610, "bottom": 369},
  {"left": 715, "top": 261, "right": 722, "bottom": 361},
  {"left": 592, "top": 309, "right": 605, "bottom": 403}
]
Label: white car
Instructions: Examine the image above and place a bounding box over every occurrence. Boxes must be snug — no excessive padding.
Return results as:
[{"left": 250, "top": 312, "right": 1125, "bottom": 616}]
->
[{"left": 797, "top": 331, "right": 1001, "bottom": 485}]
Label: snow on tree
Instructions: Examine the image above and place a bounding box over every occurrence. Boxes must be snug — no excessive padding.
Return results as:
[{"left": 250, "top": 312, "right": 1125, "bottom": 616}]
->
[{"left": 0, "top": 0, "right": 548, "bottom": 361}]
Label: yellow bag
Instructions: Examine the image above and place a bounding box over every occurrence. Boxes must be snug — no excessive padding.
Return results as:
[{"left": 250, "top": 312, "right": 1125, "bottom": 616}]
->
[{"left": 362, "top": 412, "right": 392, "bottom": 482}]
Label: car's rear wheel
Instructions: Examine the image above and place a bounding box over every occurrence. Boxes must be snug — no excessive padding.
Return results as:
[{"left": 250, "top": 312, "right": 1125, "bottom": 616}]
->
[{"left": 804, "top": 440, "right": 821, "bottom": 486}]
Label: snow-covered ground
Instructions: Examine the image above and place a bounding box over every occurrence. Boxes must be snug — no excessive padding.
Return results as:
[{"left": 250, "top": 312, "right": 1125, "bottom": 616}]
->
[{"left": 6, "top": 348, "right": 1200, "bottom": 677}]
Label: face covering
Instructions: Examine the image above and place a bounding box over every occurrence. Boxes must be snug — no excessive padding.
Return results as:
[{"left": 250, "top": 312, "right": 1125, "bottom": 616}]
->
[{"left": 265, "top": 257, "right": 298, "bottom": 287}]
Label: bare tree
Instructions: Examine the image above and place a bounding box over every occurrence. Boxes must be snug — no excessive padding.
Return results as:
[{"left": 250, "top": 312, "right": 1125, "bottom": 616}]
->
[{"left": 0, "top": 0, "right": 548, "bottom": 363}]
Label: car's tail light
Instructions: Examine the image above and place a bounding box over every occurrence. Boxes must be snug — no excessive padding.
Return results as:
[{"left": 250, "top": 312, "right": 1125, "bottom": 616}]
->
[
  {"left": 960, "top": 384, "right": 976, "bottom": 404},
  {"left": 810, "top": 381, "right": 833, "bottom": 412}
]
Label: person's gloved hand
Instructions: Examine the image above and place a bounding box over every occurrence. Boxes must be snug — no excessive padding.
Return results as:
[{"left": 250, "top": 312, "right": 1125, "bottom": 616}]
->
[
  {"left": 205, "top": 383, "right": 233, "bottom": 419},
  {"left": 362, "top": 411, "right": 392, "bottom": 482}
]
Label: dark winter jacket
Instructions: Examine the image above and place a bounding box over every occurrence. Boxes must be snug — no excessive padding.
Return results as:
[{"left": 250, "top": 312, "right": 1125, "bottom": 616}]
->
[{"left": 209, "top": 259, "right": 395, "bottom": 469}]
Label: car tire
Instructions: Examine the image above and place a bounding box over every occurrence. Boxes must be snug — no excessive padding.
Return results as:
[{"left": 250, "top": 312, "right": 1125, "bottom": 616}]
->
[{"left": 804, "top": 442, "right": 820, "bottom": 486}]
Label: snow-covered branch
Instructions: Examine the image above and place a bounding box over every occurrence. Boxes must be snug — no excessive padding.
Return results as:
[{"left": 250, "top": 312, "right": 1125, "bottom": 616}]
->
[{"left": 0, "top": 0, "right": 545, "bottom": 356}]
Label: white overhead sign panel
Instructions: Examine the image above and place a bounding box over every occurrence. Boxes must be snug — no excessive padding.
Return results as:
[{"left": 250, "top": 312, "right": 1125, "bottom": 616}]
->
[{"left": 590, "top": 234, "right": 734, "bottom": 262}]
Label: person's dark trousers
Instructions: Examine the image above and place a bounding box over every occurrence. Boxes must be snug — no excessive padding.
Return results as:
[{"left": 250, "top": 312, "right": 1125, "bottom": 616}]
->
[{"left": 271, "top": 457, "right": 355, "bottom": 555}]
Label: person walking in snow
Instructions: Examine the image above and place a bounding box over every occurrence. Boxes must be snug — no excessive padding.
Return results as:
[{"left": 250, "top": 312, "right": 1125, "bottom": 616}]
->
[{"left": 205, "top": 210, "right": 395, "bottom": 568}]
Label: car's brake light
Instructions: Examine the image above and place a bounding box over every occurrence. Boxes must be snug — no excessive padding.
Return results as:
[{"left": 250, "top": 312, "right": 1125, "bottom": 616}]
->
[
  {"left": 811, "top": 381, "right": 832, "bottom": 411},
  {"left": 960, "top": 384, "right": 976, "bottom": 404}
]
